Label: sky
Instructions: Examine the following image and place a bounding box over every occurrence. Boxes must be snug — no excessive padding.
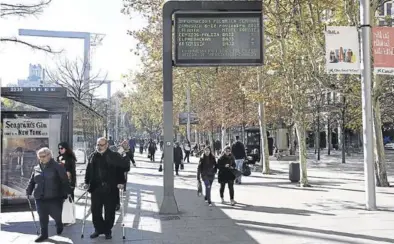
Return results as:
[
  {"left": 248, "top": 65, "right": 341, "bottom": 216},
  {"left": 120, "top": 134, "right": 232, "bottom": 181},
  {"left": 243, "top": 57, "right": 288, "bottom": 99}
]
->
[{"left": 0, "top": 0, "right": 146, "bottom": 97}]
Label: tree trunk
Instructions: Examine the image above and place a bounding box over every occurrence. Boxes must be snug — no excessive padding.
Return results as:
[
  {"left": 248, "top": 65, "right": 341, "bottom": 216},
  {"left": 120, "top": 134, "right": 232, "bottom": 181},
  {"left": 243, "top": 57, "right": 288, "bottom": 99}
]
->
[
  {"left": 341, "top": 96, "right": 346, "bottom": 164},
  {"left": 327, "top": 117, "right": 331, "bottom": 156},
  {"left": 295, "top": 120, "right": 310, "bottom": 187},
  {"left": 258, "top": 99, "right": 270, "bottom": 174},
  {"left": 289, "top": 125, "right": 296, "bottom": 155},
  {"left": 258, "top": 71, "right": 270, "bottom": 174},
  {"left": 372, "top": 99, "right": 390, "bottom": 187}
]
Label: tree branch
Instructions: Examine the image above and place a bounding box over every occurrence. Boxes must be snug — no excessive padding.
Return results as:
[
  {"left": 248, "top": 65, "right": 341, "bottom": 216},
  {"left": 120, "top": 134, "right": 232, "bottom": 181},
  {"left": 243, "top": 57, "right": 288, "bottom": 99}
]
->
[
  {"left": 0, "top": 0, "right": 52, "bottom": 18},
  {"left": 0, "top": 37, "right": 60, "bottom": 53}
]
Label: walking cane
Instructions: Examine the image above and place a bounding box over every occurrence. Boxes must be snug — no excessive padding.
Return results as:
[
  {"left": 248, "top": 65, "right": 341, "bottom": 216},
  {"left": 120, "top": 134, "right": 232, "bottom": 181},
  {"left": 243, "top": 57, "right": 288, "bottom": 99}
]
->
[
  {"left": 26, "top": 195, "right": 39, "bottom": 235},
  {"left": 81, "top": 189, "right": 89, "bottom": 238},
  {"left": 120, "top": 188, "right": 126, "bottom": 239}
]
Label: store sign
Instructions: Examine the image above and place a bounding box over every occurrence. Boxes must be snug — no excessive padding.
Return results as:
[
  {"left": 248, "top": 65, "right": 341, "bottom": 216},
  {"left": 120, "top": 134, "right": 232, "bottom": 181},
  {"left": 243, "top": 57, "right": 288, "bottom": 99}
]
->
[{"left": 3, "top": 118, "right": 49, "bottom": 138}]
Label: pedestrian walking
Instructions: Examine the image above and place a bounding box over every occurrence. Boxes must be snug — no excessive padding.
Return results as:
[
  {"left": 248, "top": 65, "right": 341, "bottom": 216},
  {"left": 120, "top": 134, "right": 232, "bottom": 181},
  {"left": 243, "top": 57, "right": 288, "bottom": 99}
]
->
[
  {"left": 57, "top": 142, "right": 77, "bottom": 201},
  {"left": 174, "top": 142, "right": 183, "bottom": 176},
  {"left": 183, "top": 140, "right": 191, "bottom": 163},
  {"left": 218, "top": 146, "right": 236, "bottom": 206},
  {"left": 124, "top": 139, "right": 136, "bottom": 167},
  {"left": 84, "top": 137, "right": 129, "bottom": 240},
  {"left": 197, "top": 147, "right": 217, "bottom": 206},
  {"left": 148, "top": 139, "right": 157, "bottom": 162},
  {"left": 231, "top": 136, "right": 246, "bottom": 184},
  {"left": 26, "top": 147, "right": 71, "bottom": 243}
]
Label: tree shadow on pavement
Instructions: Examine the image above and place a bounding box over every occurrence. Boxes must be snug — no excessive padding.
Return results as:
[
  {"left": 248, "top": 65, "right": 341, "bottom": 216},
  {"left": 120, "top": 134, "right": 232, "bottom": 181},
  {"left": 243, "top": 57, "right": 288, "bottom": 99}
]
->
[
  {"left": 236, "top": 219, "right": 394, "bottom": 244},
  {"left": 220, "top": 204, "right": 335, "bottom": 216}
]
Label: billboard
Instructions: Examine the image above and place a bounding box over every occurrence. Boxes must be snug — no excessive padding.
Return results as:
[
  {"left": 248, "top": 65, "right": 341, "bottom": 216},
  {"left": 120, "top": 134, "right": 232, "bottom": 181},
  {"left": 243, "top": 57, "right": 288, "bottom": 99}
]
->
[
  {"left": 325, "top": 26, "right": 360, "bottom": 74},
  {"left": 373, "top": 27, "right": 394, "bottom": 75},
  {"left": 179, "top": 112, "right": 199, "bottom": 125}
]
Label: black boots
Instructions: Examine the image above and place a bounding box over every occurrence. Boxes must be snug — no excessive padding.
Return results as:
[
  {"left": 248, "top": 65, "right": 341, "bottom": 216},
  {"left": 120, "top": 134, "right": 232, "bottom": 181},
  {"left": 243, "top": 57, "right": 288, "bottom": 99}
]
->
[{"left": 35, "top": 234, "right": 48, "bottom": 242}]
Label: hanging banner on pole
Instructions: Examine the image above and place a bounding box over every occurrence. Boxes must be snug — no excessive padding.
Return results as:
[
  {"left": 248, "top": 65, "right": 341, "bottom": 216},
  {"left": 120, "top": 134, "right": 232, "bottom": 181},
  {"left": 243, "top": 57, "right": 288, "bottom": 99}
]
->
[
  {"left": 372, "top": 27, "right": 394, "bottom": 75},
  {"left": 325, "top": 26, "right": 360, "bottom": 74}
]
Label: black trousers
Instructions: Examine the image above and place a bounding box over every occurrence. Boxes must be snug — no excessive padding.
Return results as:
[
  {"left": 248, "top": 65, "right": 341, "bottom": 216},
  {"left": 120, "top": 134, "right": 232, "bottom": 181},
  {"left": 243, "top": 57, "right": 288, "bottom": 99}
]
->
[
  {"left": 219, "top": 181, "right": 234, "bottom": 200},
  {"left": 127, "top": 152, "right": 136, "bottom": 165},
  {"left": 91, "top": 186, "right": 118, "bottom": 234},
  {"left": 174, "top": 162, "right": 180, "bottom": 174},
  {"left": 184, "top": 151, "right": 190, "bottom": 163},
  {"left": 35, "top": 198, "right": 63, "bottom": 236}
]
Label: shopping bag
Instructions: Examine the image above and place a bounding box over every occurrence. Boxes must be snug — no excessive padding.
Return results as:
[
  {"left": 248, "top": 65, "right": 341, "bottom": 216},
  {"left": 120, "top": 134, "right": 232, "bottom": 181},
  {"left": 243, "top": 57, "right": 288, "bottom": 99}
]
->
[
  {"left": 62, "top": 195, "right": 76, "bottom": 224},
  {"left": 197, "top": 180, "right": 202, "bottom": 196}
]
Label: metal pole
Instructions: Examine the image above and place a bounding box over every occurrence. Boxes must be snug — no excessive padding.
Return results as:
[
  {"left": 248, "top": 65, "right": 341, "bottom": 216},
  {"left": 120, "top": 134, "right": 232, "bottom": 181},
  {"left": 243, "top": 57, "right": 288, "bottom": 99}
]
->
[
  {"left": 160, "top": 2, "right": 178, "bottom": 214},
  {"left": 359, "top": 0, "right": 376, "bottom": 210},
  {"left": 186, "top": 79, "right": 191, "bottom": 142},
  {"left": 83, "top": 35, "right": 91, "bottom": 87}
]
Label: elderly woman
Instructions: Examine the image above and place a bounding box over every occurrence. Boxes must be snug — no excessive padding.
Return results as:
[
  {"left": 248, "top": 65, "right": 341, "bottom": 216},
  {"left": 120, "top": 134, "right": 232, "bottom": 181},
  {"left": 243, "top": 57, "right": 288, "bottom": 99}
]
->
[{"left": 26, "top": 147, "right": 71, "bottom": 243}]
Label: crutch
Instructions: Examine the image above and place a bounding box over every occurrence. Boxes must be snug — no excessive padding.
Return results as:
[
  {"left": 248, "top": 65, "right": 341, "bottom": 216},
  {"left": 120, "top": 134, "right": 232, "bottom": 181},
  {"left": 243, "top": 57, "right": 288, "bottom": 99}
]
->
[
  {"left": 120, "top": 188, "right": 126, "bottom": 239},
  {"left": 81, "top": 189, "right": 89, "bottom": 238},
  {"left": 26, "top": 195, "right": 39, "bottom": 235}
]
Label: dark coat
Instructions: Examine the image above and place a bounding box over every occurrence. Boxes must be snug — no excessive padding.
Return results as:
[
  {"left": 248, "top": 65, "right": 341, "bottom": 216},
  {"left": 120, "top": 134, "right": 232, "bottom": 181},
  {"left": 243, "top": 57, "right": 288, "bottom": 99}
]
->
[
  {"left": 197, "top": 154, "right": 217, "bottom": 181},
  {"left": 57, "top": 154, "right": 76, "bottom": 187},
  {"left": 84, "top": 149, "right": 129, "bottom": 193},
  {"left": 231, "top": 141, "right": 246, "bottom": 160},
  {"left": 217, "top": 154, "right": 236, "bottom": 183},
  {"left": 26, "top": 159, "right": 71, "bottom": 200},
  {"left": 174, "top": 146, "right": 183, "bottom": 164}
]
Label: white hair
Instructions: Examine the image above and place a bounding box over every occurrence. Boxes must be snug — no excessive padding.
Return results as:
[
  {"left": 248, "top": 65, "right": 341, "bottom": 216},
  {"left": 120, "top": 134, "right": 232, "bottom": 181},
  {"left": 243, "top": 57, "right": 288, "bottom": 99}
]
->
[{"left": 36, "top": 147, "right": 53, "bottom": 158}]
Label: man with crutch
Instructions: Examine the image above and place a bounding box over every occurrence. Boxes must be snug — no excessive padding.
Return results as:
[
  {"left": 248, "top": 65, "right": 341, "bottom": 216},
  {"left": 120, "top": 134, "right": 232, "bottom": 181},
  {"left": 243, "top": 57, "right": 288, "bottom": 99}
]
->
[{"left": 83, "top": 137, "right": 129, "bottom": 240}]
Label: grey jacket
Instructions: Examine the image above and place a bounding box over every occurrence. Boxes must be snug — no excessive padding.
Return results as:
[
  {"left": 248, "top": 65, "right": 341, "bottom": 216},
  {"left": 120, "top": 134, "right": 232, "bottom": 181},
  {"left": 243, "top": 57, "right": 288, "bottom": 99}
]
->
[{"left": 26, "top": 159, "right": 70, "bottom": 200}]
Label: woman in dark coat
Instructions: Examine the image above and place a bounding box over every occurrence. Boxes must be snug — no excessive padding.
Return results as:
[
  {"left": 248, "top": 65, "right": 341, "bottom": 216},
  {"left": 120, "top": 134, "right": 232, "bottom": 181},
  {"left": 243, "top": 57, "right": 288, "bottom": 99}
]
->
[
  {"left": 197, "top": 147, "right": 217, "bottom": 206},
  {"left": 57, "top": 142, "right": 77, "bottom": 201},
  {"left": 217, "top": 146, "right": 236, "bottom": 206}
]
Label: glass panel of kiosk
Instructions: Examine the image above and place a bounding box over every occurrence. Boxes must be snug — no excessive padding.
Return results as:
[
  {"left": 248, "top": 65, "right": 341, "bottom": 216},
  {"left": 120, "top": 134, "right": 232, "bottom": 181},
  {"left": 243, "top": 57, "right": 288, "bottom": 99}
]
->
[{"left": 1, "top": 113, "right": 62, "bottom": 204}]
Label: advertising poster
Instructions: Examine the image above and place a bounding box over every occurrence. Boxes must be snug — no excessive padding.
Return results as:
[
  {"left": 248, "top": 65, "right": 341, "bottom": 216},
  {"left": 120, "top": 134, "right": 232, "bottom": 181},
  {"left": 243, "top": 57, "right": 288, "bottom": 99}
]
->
[
  {"left": 373, "top": 27, "right": 394, "bottom": 75},
  {"left": 325, "top": 26, "right": 360, "bottom": 74},
  {"left": 1, "top": 118, "right": 49, "bottom": 200}
]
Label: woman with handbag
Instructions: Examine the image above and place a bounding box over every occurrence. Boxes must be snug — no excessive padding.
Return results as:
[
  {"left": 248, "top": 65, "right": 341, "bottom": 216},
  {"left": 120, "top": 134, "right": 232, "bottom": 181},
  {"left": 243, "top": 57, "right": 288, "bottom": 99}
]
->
[
  {"left": 217, "top": 146, "right": 237, "bottom": 206},
  {"left": 197, "top": 147, "right": 217, "bottom": 206},
  {"left": 26, "top": 147, "right": 71, "bottom": 242},
  {"left": 57, "top": 142, "right": 77, "bottom": 200}
]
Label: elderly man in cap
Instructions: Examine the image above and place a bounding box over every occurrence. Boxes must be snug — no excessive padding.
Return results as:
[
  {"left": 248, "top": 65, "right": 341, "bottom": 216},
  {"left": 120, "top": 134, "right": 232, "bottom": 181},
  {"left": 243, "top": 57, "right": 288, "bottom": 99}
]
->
[{"left": 84, "top": 137, "right": 129, "bottom": 240}]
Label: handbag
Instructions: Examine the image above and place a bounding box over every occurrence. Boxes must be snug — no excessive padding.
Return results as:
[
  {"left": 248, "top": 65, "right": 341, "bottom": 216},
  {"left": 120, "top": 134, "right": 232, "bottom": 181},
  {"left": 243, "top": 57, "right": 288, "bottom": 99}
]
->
[
  {"left": 230, "top": 168, "right": 242, "bottom": 178},
  {"left": 197, "top": 180, "right": 202, "bottom": 196},
  {"left": 62, "top": 195, "right": 76, "bottom": 224},
  {"left": 242, "top": 164, "right": 251, "bottom": 176}
]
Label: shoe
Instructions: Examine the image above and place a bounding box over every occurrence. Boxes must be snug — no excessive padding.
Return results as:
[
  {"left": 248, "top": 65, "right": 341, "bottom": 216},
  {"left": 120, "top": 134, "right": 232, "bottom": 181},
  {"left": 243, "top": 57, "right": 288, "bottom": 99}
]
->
[
  {"left": 231, "top": 200, "right": 236, "bottom": 206},
  {"left": 90, "top": 232, "right": 100, "bottom": 239},
  {"left": 208, "top": 203, "right": 212, "bottom": 207},
  {"left": 221, "top": 198, "right": 225, "bottom": 204},
  {"left": 35, "top": 235, "right": 48, "bottom": 242},
  {"left": 56, "top": 226, "right": 64, "bottom": 235},
  {"left": 105, "top": 233, "right": 112, "bottom": 239}
]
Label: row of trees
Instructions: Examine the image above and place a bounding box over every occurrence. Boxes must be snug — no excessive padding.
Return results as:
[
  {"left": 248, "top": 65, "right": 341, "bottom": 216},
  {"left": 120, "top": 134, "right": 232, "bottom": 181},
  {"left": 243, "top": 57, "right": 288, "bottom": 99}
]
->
[{"left": 121, "top": 0, "right": 393, "bottom": 187}]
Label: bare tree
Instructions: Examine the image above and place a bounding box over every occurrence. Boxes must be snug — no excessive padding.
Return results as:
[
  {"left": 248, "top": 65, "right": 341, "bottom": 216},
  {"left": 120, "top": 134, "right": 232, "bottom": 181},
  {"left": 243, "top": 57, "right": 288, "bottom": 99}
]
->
[
  {"left": 0, "top": 0, "right": 56, "bottom": 52},
  {"left": 46, "top": 58, "right": 107, "bottom": 104}
]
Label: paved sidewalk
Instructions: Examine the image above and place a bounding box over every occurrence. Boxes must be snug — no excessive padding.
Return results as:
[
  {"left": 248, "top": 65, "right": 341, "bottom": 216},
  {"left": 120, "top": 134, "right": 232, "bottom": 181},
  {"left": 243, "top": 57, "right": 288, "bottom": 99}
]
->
[{"left": 1, "top": 151, "right": 394, "bottom": 244}]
